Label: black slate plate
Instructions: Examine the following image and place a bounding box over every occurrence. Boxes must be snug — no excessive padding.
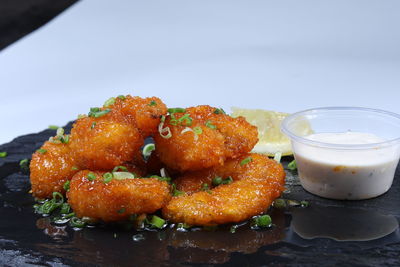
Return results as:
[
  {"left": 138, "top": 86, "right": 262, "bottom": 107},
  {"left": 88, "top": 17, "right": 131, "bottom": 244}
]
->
[{"left": 0, "top": 124, "right": 399, "bottom": 267}]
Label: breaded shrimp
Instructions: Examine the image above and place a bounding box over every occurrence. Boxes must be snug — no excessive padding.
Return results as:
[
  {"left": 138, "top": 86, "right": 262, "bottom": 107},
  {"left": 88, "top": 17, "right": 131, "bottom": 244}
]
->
[
  {"left": 162, "top": 153, "right": 285, "bottom": 225},
  {"left": 30, "top": 140, "right": 78, "bottom": 199},
  {"left": 67, "top": 170, "right": 171, "bottom": 222},
  {"left": 70, "top": 96, "right": 167, "bottom": 170},
  {"left": 154, "top": 105, "right": 258, "bottom": 172}
]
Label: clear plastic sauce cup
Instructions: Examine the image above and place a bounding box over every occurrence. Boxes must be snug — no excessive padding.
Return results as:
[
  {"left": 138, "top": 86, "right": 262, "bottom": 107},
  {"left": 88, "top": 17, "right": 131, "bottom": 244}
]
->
[{"left": 281, "top": 107, "right": 400, "bottom": 200}]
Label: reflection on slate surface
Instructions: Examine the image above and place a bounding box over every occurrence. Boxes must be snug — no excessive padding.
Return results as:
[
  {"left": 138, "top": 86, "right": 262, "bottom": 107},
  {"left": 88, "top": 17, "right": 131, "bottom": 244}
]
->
[{"left": 0, "top": 124, "right": 399, "bottom": 266}]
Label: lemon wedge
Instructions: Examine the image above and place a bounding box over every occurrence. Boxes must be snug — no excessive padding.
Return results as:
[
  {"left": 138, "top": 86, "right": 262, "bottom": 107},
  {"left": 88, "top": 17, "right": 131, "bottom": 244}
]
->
[{"left": 231, "top": 107, "right": 312, "bottom": 156}]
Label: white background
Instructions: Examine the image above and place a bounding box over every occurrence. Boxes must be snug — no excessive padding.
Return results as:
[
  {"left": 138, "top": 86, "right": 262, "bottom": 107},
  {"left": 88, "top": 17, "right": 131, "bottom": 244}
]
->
[{"left": 0, "top": 0, "right": 399, "bottom": 144}]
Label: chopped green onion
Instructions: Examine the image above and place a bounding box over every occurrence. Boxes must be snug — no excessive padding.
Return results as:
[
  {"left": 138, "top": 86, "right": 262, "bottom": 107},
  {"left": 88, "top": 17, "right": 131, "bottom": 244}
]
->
[
  {"left": 205, "top": 120, "right": 217, "bottom": 129},
  {"left": 168, "top": 108, "right": 186, "bottom": 114},
  {"left": 178, "top": 114, "right": 192, "bottom": 126},
  {"left": 132, "top": 233, "right": 145, "bottom": 241},
  {"left": 287, "top": 199, "right": 301, "bottom": 207},
  {"left": 158, "top": 122, "right": 172, "bottom": 139},
  {"left": 117, "top": 208, "right": 126, "bottom": 214},
  {"left": 273, "top": 152, "right": 282, "bottom": 163},
  {"left": 70, "top": 217, "right": 86, "bottom": 228},
  {"left": 149, "top": 100, "right": 157, "bottom": 106},
  {"left": 160, "top": 115, "right": 166, "bottom": 123},
  {"left": 230, "top": 225, "right": 239, "bottom": 233},
  {"left": 103, "top": 172, "right": 113, "bottom": 183},
  {"left": 113, "top": 172, "right": 135, "bottom": 180},
  {"left": 87, "top": 172, "right": 96, "bottom": 181},
  {"left": 91, "top": 122, "right": 96, "bottom": 129},
  {"left": 201, "top": 183, "right": 211, "bottom": 193},
  {"left": 56, "top": 127, "right": 64, "bottom": 136},
  {"left": 142, "top": 143, "right": 155, "bottom": 159},
  {"left": 288, "top": 160, "right": 297, "bottom": 171},
  {"left": 193, "top": 126, "right": 202, "bottom": 135},
  {"left": 19, "top": 159, "right": 29, "bottom": 171},
  {"left": 112, "top": 166, "right": 128, "bottom": 172},
  {"left": 300, "top": 200, "right": 309, "bottom": 207},
  {"left": 36, "top": 149, "right": 47, "bottom": 154},
  {"left": 0, "top": 152, "right": 7, "bottom": 158},
  {"left": 71, "top": 166, "right": 79, "bottom": 171},
  {"left": 177, "top": 223, "right": 192, "bottom": 231},
  {"left": 212, "top": 176, "right": 233, "bottom": 186},
  {"left": 117, "top": 95, "right": 126, "bottom": 100},
  {"left": 240, "top": 157, "right": 252, "bottom": 166},
  {"left": 149, "top": 215, "right": 166, "bottom": 229},
  {"left": 60, "top": 203, "right": 71, "bottom": 214},
  {"left": 213, "top": 108, "right": 226, "bottom": 115},
  {"left": 103, "top": 97, "right": 116, "bottom": 107},
  {"left": 273, "top": 198, "right": 286, "bottom": 209},
  {"left": 172, "top": 183, "right": 184, "bottom": 196},
  {"left": 52, "top": 192, "right": 64, "bottom": 205},
  {"left": 48, "top": 125, "right": 59, "bottom": 130},
  {"left": 253, "top": 215, "right": 272, "bottom": 228},
  {"left": 88, "top": 108, "right": 111, "bottom": 118},
  {"left": 63, "top": 180, "right": 70, "bottom": 191}
]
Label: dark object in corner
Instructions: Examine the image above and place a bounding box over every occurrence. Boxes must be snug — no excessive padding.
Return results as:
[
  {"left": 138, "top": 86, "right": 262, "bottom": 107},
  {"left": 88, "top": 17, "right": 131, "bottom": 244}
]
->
[{"left": 0, "top": 0, "right": 79, "bottom": 51}]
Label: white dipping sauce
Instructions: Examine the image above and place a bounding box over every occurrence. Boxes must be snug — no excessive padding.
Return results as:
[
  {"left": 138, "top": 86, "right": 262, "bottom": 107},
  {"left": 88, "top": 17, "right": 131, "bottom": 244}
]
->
[{"left": 293, "top": 132, "right": 399, "bottom": 200}]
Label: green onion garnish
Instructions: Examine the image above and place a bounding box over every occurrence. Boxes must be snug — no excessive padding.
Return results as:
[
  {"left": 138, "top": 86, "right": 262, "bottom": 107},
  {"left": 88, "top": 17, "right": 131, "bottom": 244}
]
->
[
  {"left": 201, "top": 183, "right": 211, "bottom": 193},
  {"left": 300, "top": 200, "right": 309, "bottom": 207},
  {"left": 212, "top": 176, "right": 233, "bottom": 186},
  {"left": 205, "top": 120, "right": 216, "bottom": 129},
  {"left": 230, "top": 225, "right": 239, "bottom": 233},
  {"left": 117, "top": 208, "right": 126, "bottom": 214},
  {"left": 36, "top": 149, "right": 47, "bottom": 154},
  {"left": 253, "top": 215, "right": 272, "bottom": 228},
  {"left": 149, "top": 100, "right": 157, "bottom": 106},
  {"left": 60, "top": 203, "right": 71, "bottom": 214},
  {"left": 149, "top": 175, "right": 171, "bottom": 183},
  {"left": 0, "top": 152, "right": 7, "bottom": 158},
  {"left": 87, "top": 172, "right": 96, "bottom": 181},
  {"left": 240, "top": 157, "right": 252, "bottom": 166},
  {"left": 172, "top": 183, "right": 184, "bottom": 196},
  {"left": 176, "top": 222, "right": 192, "bottom": 231},
  {"left": 34, "top": 191, "right": 65, "bottom": 215},
  {"left": 48, "top": 125, "right": 59, "bottom": 130},
  {"left": 113, "top": 172, "right": 135, "bottom": 180},
  {"left": 103, "top": 172, "right": 113, "bottom": 183},
  {"left": 19, "top": 159, "right": 29, "bottom": 171},
  {"left": 149, "top": 215, "right": 166, "bottom": 229},
  {"left": 193, "top": 126, "right": 202, "bottom": 135},
  {"left": 112, "top": 166, "right": 128, "bottom": 172},
  {"left": 91, "top": 122, "right": 96, "bottom": 129},
  {"left": 103, "top": 97, "right": 116, "bottom": 107},
  {"left": 56, "top": 127, "right": 64, "bottom": 136},
  {"left": 168, "top": 108, "right": 186, "bottom": 114},
  {"left": 71, "top": 166, "right": 79, "bottom": 171},
  {"left": 142, "top": 143, "right": 155, "bottom": 159},
  {"left": 288, "top": 160, "right": 297, "bottom": 171},
  {"left": 213, "top": 108, "right": 226, "bottom": 115},
  {"left": 63, "top": 180, "right": 70, "bottom": 191},
  {"left": 52, "top": 192, "right": 64, "bottom": 205},
  {"left": 117, "top": 95, "right": 126, "bottom": 100},
  {"left": 273, "top": 152, "right": 282, "bottom": 163},
  {"left": 70, "top": 217, "right": 86, "bottom": 228},
  {"left": 272, "top": 198, "right": 286, "bottom": 209},
  {"left": 88, "top": 108, "right": 111, "bottom": 118}
]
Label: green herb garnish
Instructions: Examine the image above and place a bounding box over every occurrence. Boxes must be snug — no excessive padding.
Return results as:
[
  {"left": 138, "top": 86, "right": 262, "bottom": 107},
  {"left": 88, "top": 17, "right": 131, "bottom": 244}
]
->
[
  {"left": 288, "top": 159, "right": 297, "bottom": 171},
  {"left": 240, "top": 157, "right": 252, "bottom": 166}
]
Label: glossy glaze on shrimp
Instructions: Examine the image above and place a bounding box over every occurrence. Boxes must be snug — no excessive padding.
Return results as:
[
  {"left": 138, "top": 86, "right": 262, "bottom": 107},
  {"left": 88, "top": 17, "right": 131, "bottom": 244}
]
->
[
  {"left": 162, "top": 153, "right": 285, "bottom": 225},
  {"left": 154, "top": 105, "right": 258, "bottom": 172},
  {"left": 70, "top": 96, "right": 167, "bottom": 170},
  {"left": 67, "top": 170, "right": 171, "bottom": 222},
  {"left": 30, "top": 140, "right": 79, "bottom": 199}
]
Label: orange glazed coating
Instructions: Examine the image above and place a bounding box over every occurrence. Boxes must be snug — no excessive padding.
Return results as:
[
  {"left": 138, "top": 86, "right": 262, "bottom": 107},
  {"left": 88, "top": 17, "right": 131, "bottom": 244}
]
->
[
  {"left": 67, "top": 170, "right": 171, "bottom": 222},
  {"left": 154, "top": 105, "right": 258, "bottom": 172},
  {"left": 30, "top": 141, "right": 79, "bottom": 199},
  {"left": 70, "top": 96, "right": 167, "bottom": 170},
  {"left": 162, "top": 154, "right": 285, "bottom": 225}
]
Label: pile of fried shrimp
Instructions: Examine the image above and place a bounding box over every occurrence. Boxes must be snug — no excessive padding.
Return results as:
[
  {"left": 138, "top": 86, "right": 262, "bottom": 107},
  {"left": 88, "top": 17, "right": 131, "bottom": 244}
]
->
[{"left": 30, "top": 95, "right": 285, "bottom": 226}]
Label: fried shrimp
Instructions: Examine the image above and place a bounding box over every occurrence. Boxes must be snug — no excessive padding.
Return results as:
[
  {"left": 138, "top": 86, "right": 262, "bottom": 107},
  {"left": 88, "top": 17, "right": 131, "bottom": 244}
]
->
[
  {"left": 70, "top": 96, "right": 167, "bottom": 170},
  {"left": 67, "top": 170, "right": 171, "bottom": 222},
  {"left": 154, "top": 105, "right": 258, "bottom": 172},
  {"left": 30, "top": 140, "right": 78, "bottom": 199},
  {"left": 162, "top": 153, "right": 285, "bottom": 225}
]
